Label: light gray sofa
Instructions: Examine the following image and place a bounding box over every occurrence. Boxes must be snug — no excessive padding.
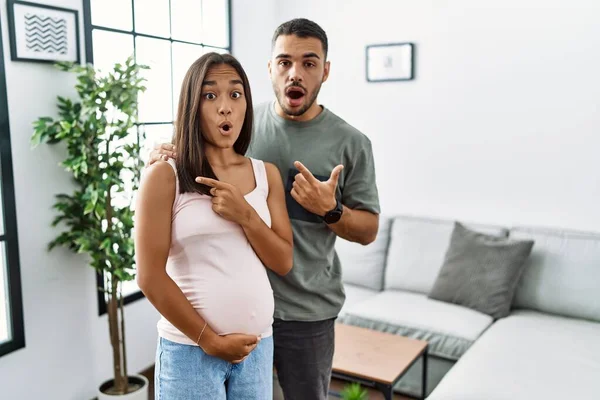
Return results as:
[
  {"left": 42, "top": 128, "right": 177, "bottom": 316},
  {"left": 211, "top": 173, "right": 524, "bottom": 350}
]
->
[{"left": 335, "top": 215, "right": 600, "bottom": 399}]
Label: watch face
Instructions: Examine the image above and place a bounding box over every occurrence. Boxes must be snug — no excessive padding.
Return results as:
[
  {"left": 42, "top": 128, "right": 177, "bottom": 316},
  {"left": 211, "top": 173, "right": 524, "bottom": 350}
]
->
[
  {"left": 323, "top": 198, "right": 343, "bottom": 224},
  {"left": 324, "top": 210, "right": 342, "bottom": 224}
]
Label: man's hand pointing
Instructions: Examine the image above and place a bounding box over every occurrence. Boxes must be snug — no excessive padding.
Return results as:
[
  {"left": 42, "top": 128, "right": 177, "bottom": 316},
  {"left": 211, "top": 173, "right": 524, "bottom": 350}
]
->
[{"left": 290, "top": 161, "right": 343, "bottom": 216}]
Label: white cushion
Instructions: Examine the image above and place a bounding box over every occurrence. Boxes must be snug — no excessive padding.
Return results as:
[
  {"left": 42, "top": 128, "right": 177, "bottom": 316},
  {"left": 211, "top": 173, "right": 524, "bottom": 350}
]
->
[
  {"left": 384, "top": 215, "right": 508, "bottom": 293},
  {"left": 339, "top": 283, "right": 379, "bottom": 318},
  {"left": 337, "top": 216, "right": 392, "bottom": 291},
  {"left": 428, "top": 310, "right": 600, "bottom": 400},
  {"left": 511, "top": 227, "right": 600, "bottom": 322},
  {"left": 341, "top": 290, "right": 493, "bottom": 360}
]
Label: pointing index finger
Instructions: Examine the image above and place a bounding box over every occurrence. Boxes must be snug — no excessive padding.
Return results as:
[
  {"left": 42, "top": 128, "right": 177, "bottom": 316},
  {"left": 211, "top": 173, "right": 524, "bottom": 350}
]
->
[
  {"left": 294, "top": 161, "right": 318, "bottom": 184},
  {"left": 195, "top": 177, "right": 227, "bottom": 189}
]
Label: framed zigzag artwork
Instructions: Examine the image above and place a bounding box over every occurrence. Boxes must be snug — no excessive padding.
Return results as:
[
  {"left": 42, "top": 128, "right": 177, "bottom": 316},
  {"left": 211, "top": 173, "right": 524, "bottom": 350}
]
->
[{"left": 7, "top": 0, "right": 80, "bottom": 64}]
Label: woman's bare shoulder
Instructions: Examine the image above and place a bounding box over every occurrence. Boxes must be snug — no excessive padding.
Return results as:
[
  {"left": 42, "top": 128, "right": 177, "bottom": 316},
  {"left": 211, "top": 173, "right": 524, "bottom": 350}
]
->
[
  {"left": 263, "top": 161, "right": 281, "bottom": 177},
  {"left": 140, "top": 161, "right": 176, "bottom": 195}
]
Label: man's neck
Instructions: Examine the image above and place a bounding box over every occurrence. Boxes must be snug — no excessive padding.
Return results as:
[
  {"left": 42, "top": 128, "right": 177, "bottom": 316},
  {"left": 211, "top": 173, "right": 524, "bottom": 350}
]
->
[{"left": 275, "top": 101, "right": 323, "bottom": 122}]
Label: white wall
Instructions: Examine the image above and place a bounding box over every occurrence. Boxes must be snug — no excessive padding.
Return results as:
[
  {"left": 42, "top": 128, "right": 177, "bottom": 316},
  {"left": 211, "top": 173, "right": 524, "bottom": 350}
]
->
[
  {"left": 269, "top": 0, "right": 600, "bottom": 232},
  {"left": 231, "top": 0, "right": 278, "bottom": 105},
  {"left": 0, "top": 1, "right": 160, "bottom": 399}
]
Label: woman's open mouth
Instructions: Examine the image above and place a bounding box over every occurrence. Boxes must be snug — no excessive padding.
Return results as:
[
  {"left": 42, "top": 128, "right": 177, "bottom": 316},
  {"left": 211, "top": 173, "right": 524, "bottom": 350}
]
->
[
  {"left": 218, "top": 121, "right": 233, "bottom": 135},
  {"left": 285, "top": 87, "right": 306, "bottom": 107}
]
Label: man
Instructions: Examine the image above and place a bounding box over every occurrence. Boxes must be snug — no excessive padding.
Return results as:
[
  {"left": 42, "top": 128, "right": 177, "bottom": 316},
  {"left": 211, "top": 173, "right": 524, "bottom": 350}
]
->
[{"left": 148, "top": 18, "right": 380, "bottom": 400}]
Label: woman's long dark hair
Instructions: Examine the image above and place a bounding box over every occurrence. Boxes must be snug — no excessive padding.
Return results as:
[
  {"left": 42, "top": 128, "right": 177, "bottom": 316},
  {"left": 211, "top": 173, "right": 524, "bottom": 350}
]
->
[{"left": 174, "top": 52, "right": 253, "bottom": 195}]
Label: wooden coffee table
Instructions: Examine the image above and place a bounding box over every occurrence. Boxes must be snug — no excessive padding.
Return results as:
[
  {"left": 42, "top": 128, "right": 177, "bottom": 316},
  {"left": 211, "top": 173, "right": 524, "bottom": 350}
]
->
[{"left": 331, "top": 323, "right": 428, "bottom": 400}]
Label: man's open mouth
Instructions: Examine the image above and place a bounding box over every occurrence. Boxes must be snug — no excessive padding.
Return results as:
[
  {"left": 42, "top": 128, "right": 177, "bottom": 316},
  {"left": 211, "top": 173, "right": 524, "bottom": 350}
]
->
[
  {"left": 285, "top": 87, "right": 306, "bottom": 106},
  {"left": 285, "top": 86, "right": 304, "bottom": 100},
  {"left": 286, "top": 88, "right": 305, "bottom": 99}
]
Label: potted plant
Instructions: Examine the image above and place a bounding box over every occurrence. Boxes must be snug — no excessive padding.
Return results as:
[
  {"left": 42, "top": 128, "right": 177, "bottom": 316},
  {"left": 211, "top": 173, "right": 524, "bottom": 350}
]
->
[
  {"left": 340, "top": 382, "right": 369, "bottom": 400},
  {"left": 31, "top": 56, "right": 149, "bottom": 398}
]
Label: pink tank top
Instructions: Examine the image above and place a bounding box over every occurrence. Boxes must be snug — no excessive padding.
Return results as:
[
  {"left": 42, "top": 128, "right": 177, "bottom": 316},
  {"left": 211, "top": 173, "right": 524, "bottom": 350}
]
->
[{"left": 156, "top": 158, "right": 275, "bottom": 344}]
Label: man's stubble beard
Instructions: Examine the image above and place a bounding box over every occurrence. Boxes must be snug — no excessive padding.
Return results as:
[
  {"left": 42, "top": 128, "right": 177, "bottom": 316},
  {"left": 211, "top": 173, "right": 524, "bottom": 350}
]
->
[{"left": 273, "top": 82, "right": 322, "bottom": 118}]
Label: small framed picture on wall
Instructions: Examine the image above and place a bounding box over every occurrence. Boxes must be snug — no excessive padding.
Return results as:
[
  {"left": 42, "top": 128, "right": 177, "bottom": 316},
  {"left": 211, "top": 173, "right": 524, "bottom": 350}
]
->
[
  {"left": 366, "top": 42, "right": 414, "bottom": 82},
  {"left": 7, "top": 0, "right": 80, "bottom": 64}
]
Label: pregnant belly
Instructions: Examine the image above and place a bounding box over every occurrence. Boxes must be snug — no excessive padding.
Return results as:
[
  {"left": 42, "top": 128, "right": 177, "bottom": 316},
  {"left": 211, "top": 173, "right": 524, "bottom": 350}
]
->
[
  {"left": 200, "top": 290, "right": 274, "bottom": 336},
  {"left": 166, "top": 247, "right": 275, "bottom": 338},
  {"left": 190, "top": 278, "right": 274, "bottom": 336}
]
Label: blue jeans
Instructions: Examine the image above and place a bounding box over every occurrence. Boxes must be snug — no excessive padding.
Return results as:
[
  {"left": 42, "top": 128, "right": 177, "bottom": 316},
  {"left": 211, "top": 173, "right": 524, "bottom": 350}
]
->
[{"left": 155, "top": 336, "right": 274, "bottom": 400}]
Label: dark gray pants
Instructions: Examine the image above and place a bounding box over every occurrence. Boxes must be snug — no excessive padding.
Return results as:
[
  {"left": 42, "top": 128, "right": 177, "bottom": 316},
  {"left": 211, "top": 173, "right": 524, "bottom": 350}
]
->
[{"left": 273, "top": 318, "right": 336, "bottom": 400}]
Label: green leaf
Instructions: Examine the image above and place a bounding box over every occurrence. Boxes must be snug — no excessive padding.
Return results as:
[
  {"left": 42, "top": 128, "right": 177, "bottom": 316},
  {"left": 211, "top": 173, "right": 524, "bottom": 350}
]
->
[
  {"left": 83, "top": 200, "right": 95, "bottom": 215},
  {"left": 94, "top": 204, "right": 104, "bottom": 219},
  {"left": 100, "top": 238, "right": 112, "bottom": 250},
  {"left": 59, "top": 121, "right": 72, "bottom": 131},
  {"left": 90, "top": 189, "right": 99, "bottom": 205},
  {"left": 340, "top": 383, "right": 368, "bottom": 400},
  {"left": 30, "top": 129, "right": 44, "bottom": 148}
]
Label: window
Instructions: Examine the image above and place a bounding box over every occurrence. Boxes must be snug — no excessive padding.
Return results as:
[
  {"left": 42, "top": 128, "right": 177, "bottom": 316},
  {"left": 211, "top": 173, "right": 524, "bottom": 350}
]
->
[
  {"left": 0, "top": 17, "right": 25, "bottom": 357},
  {"left": 83, "top": 0, "right": 231, "bottom": 314}
]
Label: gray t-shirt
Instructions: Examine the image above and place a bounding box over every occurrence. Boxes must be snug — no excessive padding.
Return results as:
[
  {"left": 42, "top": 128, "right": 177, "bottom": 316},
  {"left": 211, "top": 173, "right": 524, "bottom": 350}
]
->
[{"left": 248, "top": 101, "right": 380, "bottom": 321}]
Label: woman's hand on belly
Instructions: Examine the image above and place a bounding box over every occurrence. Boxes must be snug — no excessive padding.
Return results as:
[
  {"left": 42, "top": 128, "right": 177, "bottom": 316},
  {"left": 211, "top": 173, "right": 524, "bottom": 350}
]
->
[{"left": 200, "top": 331, "right": 261, "bottom": 364}]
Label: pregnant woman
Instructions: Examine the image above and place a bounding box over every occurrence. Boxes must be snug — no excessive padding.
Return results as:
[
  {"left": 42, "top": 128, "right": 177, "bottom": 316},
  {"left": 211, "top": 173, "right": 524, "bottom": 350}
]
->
[{"left": 134, "top": 52, "right": 293, "bottom": 399}]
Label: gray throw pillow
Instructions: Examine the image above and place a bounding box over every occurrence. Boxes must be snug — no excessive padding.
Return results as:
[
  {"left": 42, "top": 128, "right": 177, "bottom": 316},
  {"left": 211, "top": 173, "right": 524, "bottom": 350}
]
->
[{"left": 428, "top": 222, "right": 534, "bottom": 319}]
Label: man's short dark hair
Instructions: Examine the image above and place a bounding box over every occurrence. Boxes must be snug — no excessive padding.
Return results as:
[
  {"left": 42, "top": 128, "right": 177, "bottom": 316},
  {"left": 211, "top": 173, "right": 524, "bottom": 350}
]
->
[{"left": 272, "top": 18, "right": 328, "bottom": 58}]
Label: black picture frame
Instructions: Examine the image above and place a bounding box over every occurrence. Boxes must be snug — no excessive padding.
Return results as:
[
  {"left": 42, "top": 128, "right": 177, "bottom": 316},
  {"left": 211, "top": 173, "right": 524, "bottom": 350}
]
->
[
  {"left": 6, "top": 0, "right": 81, "bottom": 64},
  {"left": 366, "top": 42, "right": 415, "bottom": 83}
]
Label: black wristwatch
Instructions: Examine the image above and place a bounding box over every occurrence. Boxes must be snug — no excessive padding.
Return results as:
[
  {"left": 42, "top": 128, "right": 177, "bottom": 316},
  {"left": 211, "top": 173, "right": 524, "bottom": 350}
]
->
[{"left": 322, "top": 197, "right": 343, "bottom": 224}]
